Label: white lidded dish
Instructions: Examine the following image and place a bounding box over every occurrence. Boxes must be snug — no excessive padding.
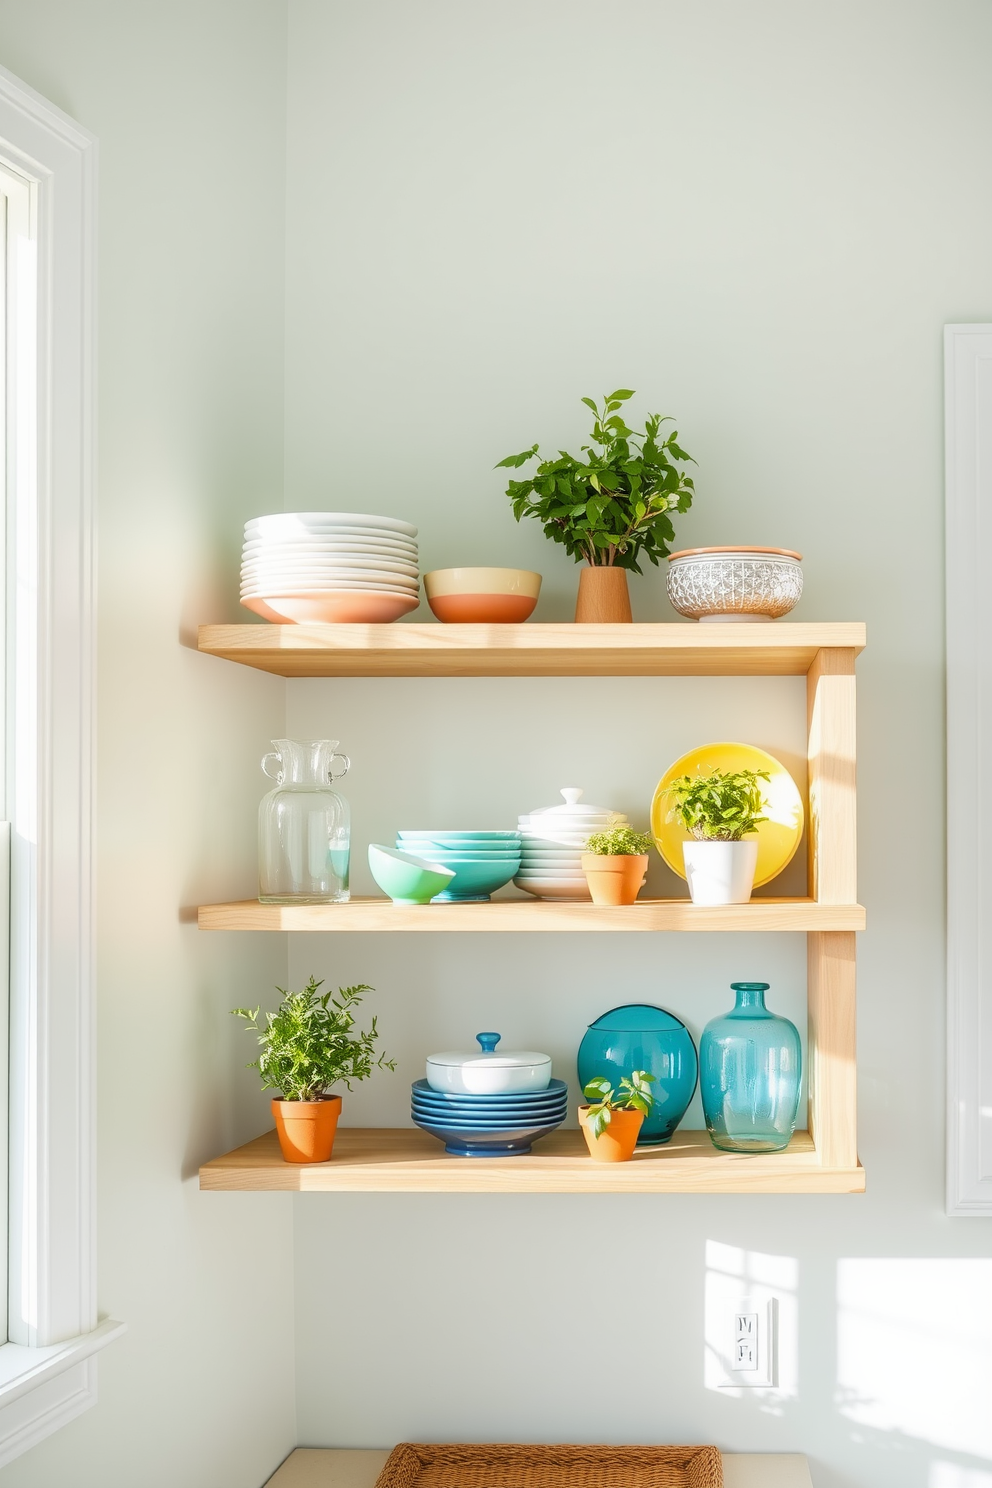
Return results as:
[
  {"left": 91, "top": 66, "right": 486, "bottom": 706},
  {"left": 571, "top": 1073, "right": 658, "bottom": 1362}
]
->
[{"left": 426, "top": 1032, "right": 553, "bottom": 1094}]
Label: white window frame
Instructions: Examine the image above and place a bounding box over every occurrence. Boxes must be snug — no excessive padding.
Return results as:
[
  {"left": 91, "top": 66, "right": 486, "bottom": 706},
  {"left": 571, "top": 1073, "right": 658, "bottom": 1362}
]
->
[
  {"left": 0, "top": 63, "right": 123, "bottom": 1464},
  {"left": 946, "top": 323, "right": 992, "bottom": 1216}
]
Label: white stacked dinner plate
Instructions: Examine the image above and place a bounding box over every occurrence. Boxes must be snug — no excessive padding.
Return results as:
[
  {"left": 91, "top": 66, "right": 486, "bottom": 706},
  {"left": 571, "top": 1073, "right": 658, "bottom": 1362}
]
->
[
  {"left": 240, "top": 511, "right": 421, "bottom": 624},
  {"left": 514, "top": 787, "right": 629, "bottom": 900}
]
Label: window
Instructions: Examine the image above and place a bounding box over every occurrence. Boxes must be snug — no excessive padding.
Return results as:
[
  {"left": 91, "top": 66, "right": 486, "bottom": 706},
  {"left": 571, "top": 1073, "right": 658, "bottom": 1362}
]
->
[{"left": 0, "top": 62, "right": 123, "bottom": 1465}]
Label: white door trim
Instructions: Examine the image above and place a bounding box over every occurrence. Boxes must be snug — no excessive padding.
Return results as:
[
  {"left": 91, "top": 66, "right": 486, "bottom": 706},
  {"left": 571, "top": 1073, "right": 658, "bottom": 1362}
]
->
[
  {"left": 0, "top": 59, "right": 123, "bottom": 1460},
  {"left": 945, "top": 323, "right": 992, "bottom": 1215}
]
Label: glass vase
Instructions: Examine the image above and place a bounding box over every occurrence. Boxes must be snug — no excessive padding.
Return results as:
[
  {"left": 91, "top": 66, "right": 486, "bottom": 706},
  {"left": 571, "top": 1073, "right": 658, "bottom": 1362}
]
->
[
  {"left": 699, "top": 982, "right": 801, "bottom": 1153},
  {"left": 576, "top": 1003, "right": 698, "bottom": 1146}
]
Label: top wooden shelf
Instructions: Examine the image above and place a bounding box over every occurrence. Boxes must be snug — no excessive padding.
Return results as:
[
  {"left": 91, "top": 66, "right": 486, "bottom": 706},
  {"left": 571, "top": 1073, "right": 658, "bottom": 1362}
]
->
[{"left": 197, "top": 622, "right": 866, "bottom": 678}]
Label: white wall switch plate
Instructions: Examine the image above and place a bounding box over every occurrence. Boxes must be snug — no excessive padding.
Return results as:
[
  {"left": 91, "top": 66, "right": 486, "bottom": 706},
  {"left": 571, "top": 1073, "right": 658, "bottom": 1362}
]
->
[{"left": 718, "top": 1298, "right": 777, "bottom": 1388}]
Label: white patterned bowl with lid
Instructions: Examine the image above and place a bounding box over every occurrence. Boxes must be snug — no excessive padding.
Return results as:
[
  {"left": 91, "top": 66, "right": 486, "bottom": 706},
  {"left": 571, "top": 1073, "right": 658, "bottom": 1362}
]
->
[
  {"left": 666, "top": 547, "right": 803, "bottom": 622},
  {"left": 426, "top": 1032, "right": 553, "bottom": 1095},
  {"left": 515, "top": 788, "right": 628, "bottom": 898}
]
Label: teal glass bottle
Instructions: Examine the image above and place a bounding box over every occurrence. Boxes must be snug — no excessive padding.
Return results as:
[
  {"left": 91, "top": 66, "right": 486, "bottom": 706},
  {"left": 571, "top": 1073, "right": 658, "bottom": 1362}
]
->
[{"left": 700, "top": 983, "right": 801, "bottom": 1153}]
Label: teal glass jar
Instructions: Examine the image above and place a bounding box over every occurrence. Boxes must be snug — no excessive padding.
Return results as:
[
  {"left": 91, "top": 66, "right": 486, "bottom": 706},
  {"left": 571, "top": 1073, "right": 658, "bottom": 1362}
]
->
[{"left": 699, "top": 983, "right": 801, "bottom": 1153}]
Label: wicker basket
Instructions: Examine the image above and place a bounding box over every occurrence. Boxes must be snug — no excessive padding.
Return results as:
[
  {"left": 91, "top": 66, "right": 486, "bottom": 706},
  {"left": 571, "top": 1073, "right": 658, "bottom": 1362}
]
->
[{"left": 373, "top": 1443, "right": 723, "bottom": 1488}]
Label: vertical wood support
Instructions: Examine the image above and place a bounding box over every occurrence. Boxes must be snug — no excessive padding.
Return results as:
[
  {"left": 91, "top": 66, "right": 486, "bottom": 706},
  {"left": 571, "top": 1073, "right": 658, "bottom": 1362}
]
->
[
  {"left": 806, "top": 648, "right": 857, "bottom": 903},
  {"left": 806, "top": 647, "right": 858, "bottom": 1169},
  {"left": 807, "top": 932, "right": 858, "bottom": 1169}
]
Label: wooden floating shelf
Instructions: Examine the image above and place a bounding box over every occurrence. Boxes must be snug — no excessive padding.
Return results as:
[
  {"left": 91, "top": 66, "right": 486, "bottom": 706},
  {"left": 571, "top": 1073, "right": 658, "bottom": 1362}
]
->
[
  {"left": 199, "top": 1127, "right": 865, "bottom": 1195},
  {"left": 196, "top": 621, "right": 866, "bottom": 679},
  {"left": 195, "top": 617, "right": 865, "bottom": 1193},
  {"left": 197, "top": 896, "right": 866, "bottom": 934}
]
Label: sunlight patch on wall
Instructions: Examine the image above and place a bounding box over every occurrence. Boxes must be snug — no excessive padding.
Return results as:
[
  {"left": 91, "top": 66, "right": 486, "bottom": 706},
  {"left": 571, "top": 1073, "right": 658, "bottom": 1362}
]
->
[
  {"left": 930, "top": 1465, "right": 992, "bottom": 1488},
  {"left": 838, "top": 1260, "right": 992, "bottom": 1460}
]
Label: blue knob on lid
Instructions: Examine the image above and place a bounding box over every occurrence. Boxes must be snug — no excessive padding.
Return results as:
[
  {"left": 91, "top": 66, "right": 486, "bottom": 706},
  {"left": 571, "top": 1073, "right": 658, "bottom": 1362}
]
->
[{"left": 476, "top": 1032, "right": 501, "bottom": 1053}]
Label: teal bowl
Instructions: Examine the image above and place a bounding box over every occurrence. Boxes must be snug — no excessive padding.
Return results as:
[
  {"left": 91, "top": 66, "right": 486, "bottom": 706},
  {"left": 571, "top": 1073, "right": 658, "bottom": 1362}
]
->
[
  {"left": 420, "top": 856, "right": 520, "bottom": 902},
  {"left": 398, "top": 831, "right": 520, "bottom": 843},
  {"left": 368, "top": 844, "right": 456, "bottom": 905},
  {"left": 404, "top": 849, "right": 522, "bottom": 862}
]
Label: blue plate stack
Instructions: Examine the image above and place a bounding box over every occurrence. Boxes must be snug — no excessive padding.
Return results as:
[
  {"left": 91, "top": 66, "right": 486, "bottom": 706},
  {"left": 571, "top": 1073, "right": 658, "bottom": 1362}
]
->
[{"left": 411, "top": 1078, "right": 569, "bottom": 1157}]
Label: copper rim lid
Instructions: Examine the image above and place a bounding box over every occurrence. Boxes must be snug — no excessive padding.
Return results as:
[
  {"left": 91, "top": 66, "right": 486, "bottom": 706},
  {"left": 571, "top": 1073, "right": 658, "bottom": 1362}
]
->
[{"left": 667, "top": 545, "right": 802, "bottom": 561}]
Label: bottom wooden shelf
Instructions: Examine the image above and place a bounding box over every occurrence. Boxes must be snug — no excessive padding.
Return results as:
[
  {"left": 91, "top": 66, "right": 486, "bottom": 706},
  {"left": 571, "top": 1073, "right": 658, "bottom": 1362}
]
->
[{"left": 199, "top": 1127, "right": 865, "bottom": 1195}]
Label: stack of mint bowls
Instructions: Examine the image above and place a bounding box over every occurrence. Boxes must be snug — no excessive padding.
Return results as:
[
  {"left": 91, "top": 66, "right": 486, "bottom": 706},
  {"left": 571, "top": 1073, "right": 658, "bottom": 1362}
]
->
[
  {"left": 412, "top": 1033, "right": 568, "bottom": 1156},
  {"left": 394, "top": 830, "right": 521, "bottom": 902}
]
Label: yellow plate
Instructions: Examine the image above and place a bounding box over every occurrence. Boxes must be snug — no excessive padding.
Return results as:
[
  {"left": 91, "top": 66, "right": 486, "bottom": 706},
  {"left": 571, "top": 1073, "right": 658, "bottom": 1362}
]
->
[{"left": 651, "top": 741, "right": 804, "bottom": 888}]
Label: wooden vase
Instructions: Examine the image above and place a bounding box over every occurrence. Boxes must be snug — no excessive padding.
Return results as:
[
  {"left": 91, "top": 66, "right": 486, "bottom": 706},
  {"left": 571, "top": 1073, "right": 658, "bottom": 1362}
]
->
[
  {"left": 578, "top": 1105, "right": 644, "bottom": 1162},
  {"left": 574, "top": 566, "right": 632, "bottom": 623},
  {"left": 272, "top": 1095, "right": 342, "bottom": 1163}
]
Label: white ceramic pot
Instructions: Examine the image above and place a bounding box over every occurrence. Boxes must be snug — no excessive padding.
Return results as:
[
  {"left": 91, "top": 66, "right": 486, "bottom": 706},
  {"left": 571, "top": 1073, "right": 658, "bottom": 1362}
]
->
[
  {"left": 682, "top": 839, "right": 759, "bottom": 905},
  {"left": 426, "top": 1032, "right": 552, "bottom": 1094}
]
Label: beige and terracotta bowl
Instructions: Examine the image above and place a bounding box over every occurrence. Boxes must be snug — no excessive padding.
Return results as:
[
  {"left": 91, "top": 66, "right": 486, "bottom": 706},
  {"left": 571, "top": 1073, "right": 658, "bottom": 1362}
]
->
[{"left": 424, "top": 567, "right": 541, "bottom": 623}]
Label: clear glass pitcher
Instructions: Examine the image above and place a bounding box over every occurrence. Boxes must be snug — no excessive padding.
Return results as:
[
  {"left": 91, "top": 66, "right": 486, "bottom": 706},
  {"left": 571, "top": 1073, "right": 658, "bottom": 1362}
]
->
[{"left": 258, "top": 739, "right": 351, "bottom": 903}]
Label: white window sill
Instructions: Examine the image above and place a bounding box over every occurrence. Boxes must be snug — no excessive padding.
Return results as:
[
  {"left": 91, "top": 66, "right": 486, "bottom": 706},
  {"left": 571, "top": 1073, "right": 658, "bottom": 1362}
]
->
[{"left": 0, "top": 1321, "right": 125, "bottom": 1468}]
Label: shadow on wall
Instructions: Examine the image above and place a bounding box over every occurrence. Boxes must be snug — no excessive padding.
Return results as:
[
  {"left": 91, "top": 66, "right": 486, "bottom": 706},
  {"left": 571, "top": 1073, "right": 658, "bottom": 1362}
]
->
[{"left": 704, "top": 1246, "right": 992, "bottom": 1487}]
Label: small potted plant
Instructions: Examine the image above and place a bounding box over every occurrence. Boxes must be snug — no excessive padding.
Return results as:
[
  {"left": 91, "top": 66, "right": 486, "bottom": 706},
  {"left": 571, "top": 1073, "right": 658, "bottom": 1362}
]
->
[
  {"left": 578, "top": 1070, "right": 656, "bottom": 1162},
  {"left": 664, "top": 767, "right": 769, "bottom": 905},
  {"left": 581, "top": 819, "right": 654, "bottom": 905},
  {"left": 232, "top": 977, "right": 396, "bottom": 1163},
  {"left": 497, "top": 389, "right": 695, "bottom": 623}
]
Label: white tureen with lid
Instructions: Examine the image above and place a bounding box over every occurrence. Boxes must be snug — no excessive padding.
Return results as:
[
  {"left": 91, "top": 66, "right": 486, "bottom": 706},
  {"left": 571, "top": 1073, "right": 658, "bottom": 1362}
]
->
[{"left": 426, "top": 1032, "right": 553, "bottom": 1094}]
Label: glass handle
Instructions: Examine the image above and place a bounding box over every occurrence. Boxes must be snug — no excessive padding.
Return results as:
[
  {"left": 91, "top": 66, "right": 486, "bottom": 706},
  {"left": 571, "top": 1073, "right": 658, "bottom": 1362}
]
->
[
  {"left": 328, "top": 752, "right": 350, "bottom": 783},
  {"left": 476, "top": 1032, "right": 501, "bottom": 1053},
  {"left": 261, "top": 752, "right": 283, "bottom": 781}
]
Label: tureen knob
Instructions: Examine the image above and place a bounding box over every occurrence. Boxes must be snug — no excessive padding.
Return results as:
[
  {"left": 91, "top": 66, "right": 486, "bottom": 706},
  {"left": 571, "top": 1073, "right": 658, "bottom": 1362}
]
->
[
  {"left": 476, "top": 1032, "right": 501, "bottom": 1053},
  {"left": 560, "top": 787, "right": 583, "bottom": 806}
]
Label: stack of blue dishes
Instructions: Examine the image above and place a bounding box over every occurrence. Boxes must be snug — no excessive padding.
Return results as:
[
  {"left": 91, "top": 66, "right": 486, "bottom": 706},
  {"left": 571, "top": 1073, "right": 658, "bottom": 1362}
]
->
[
  {"left": 411, "top": 1079, "right": 569, "bottom": 1156},
  {"left": 395, "top": 830, "right": 521, "bottom": 902}
]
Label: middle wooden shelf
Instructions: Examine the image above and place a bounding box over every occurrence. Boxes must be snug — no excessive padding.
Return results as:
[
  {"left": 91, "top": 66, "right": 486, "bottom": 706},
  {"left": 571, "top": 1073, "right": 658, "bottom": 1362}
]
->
[{"left": 197, "top": 896, "right": 865, "bottom": 933}]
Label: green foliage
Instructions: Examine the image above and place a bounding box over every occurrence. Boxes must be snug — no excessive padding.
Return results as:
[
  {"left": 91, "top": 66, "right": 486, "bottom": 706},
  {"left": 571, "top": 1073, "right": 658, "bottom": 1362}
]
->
[
  {"left": 584, "top": 821, "right": 654, "bottom": 856},
  {"left": 582, "top": 1070, "right": 656, "bottom": 1140},
  {"left": 664, "top": 768, "right": 770, "bottom": 842},
  {"left": 232, "top": 977, "right": 396, "bottom": 1102},
  {"left": 496, "top": 389, "right": 695, "bottom": 572}
]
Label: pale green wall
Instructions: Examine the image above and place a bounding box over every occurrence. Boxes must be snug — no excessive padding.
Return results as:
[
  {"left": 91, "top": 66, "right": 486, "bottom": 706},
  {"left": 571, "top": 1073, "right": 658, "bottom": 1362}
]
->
[
  {"left": 0, "top": 3, "right": 989, "bottom": 1487},
  {"left": 283, "top": 4, "right": 992, "bottom": 1487},
  {"left": 0, "top": 5, "right": 295, "bottom": 1487}
]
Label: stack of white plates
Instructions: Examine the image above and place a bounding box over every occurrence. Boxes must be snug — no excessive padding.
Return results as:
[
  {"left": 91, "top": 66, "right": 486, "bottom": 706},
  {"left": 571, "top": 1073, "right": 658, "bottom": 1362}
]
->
[
  {"left": 240, "top": 511, "right": 421, "bottom": 624},
  {"left": 515, "top": 788, "right": 630, "bottom": 900}
]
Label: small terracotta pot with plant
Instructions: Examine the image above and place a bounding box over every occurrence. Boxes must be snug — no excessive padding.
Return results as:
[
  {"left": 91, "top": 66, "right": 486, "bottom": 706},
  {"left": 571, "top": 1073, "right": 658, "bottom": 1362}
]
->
[
  {"left": 233, "top": 977, "right": 395, "bottom": 1163},
  {"left": 498, "top": 390, "right": 696, "bottom": 623},
  {"left": 579, "top": 1070, "right": 656, "bottom": 1162},
  {"left": 663, "top": 767, "right": 769, "bottom": 906},
  {"left": 581, "top": 821, "right": 654, "bottom": 905}
]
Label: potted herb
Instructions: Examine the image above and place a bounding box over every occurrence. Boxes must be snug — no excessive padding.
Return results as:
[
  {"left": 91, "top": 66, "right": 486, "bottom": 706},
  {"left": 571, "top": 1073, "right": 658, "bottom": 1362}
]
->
[
  {"left": 497, "top": 389, "right": 695, "bottom": 623},
  {"left": 663, "top": 768, "right": 769, "bottom": 905},
  {"left": 580, "top": 820, "right": 654, "bottom": 906},
  {"left": 232, "top": 977, "right": 396, "bottom": 1163},
  {"left": 578, "top": 1071, "right": 656, "bottom": 1162}
]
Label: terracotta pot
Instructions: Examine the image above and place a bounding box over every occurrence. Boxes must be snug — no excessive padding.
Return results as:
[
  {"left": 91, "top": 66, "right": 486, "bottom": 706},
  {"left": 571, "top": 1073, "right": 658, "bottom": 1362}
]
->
[
  {"left": 574, "top": 566, "right": 632, "bottom": 623},
  {"left": 272, "top": 1094, "right": 342, "bottom": 1163},
  {"left": 581, "top": 853, "right": 649, "bottom": 906},
  {"left": 578, "top": 1104, "right": 644, "bottom": 1162}
]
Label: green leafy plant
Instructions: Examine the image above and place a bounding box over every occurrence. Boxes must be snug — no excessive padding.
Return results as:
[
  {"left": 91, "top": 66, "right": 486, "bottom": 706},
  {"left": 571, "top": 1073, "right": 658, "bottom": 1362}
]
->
[
  {"left": 664, "top": 768, "right": 770, "bottom": 842},
  {"left": 232, "top": 977, "right": 396, "bottom": 1102},
  {"left": 584, "top": 820, "right": 654, "bottom": 856},
  {"left": 497, "top": 389, "right": 695, "bottom": 572},
  {"left": 582, "top": 1070, "right": 656, "bottom": 1139}
]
